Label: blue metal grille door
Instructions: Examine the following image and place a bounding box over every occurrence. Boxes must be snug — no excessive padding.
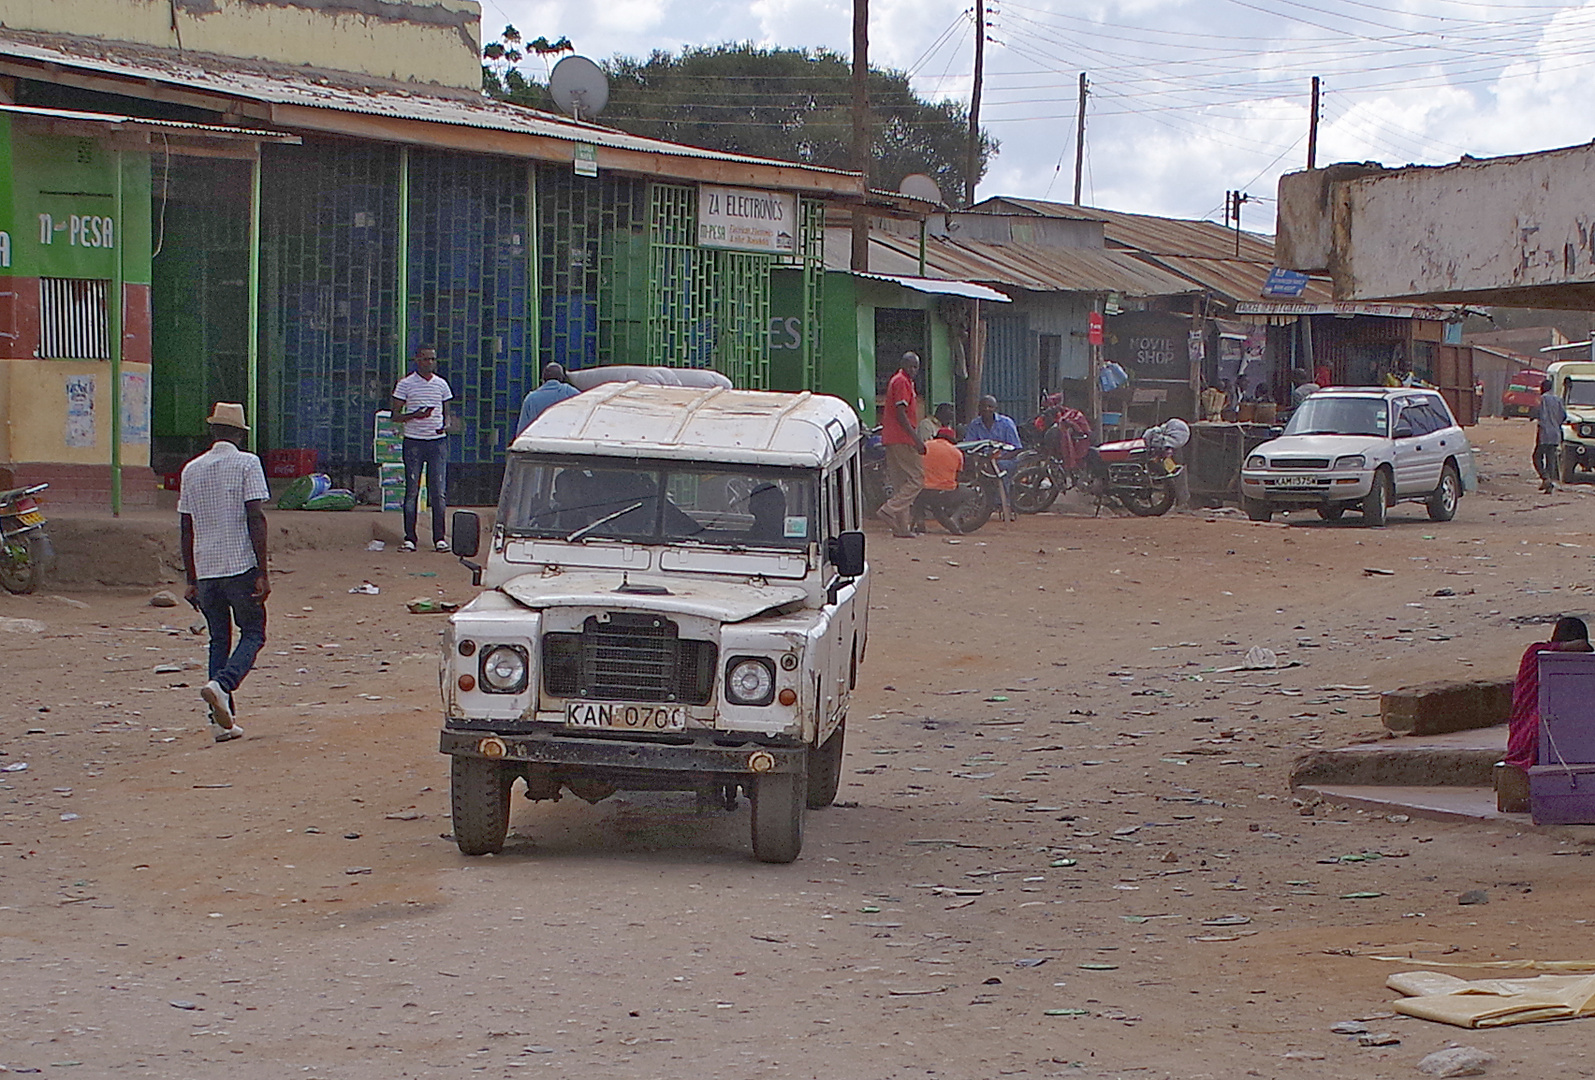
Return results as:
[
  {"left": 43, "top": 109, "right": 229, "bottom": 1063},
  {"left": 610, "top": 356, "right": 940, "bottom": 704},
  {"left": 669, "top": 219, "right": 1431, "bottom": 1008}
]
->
[
  {"left": 408, "top": 150, "right": 531, "bottom": 466},
  {"left": 260, "top": 141, "right": 400, "bottom": 466}
]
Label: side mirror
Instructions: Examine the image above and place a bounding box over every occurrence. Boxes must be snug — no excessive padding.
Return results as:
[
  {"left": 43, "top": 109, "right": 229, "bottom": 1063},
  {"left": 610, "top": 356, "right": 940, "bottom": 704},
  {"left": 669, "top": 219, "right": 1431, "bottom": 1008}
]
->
[
  {"left": 451, "top": 510, "right": 481, "bottom": 558},
  {"left": 1393, "top": 422, "right": 1414, "bottom": 439},
  {"left": 828, "top": 530, "right": 866, "bottom": 578}
]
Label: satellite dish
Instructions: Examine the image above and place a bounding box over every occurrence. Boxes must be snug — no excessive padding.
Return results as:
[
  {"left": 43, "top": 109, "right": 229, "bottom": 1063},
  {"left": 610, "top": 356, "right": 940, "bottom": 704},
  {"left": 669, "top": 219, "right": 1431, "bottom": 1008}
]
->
[
  {"left": 549, "top": 56, "right": 609, "bottom": 121},
  {"left": 899, "top": 173, "right": 944, "bottom": 205}
]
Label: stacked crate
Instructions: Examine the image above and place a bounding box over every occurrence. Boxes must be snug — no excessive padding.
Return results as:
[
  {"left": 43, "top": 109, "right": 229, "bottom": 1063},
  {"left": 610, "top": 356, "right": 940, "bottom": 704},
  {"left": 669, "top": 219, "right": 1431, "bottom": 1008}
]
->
[
  {"left": 1530, "top": 652, "right": 1595, "bottom": 825},
  {"left": 374, "top": 411, "right": 404, "bottom": 512}
]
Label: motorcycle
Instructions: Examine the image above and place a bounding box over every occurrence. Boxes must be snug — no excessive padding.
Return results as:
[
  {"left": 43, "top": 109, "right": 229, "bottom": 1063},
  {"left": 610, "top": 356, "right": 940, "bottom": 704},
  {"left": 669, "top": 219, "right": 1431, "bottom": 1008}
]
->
[
  {"left": 0, "top": 482, "right": 54, "bottom": 594},
  {"left": 1011, "top": 398, "right": 1094, "bottom": 513},
  {"left": 917, "top": 439, "right": 1013, "bottom": 535},
  {"left": 863, "top": 428, "right": 1013, "bottom": 535},
  {"left": 1014, "top": 418, "right": 1188, "bottom": 518}
]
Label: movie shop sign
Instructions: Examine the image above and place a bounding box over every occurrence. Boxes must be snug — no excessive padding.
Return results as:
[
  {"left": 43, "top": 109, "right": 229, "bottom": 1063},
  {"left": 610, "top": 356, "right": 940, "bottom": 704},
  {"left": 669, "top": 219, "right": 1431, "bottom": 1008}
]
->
[{"left": 697, "top": 186, "right": 797, "bottom": 255}]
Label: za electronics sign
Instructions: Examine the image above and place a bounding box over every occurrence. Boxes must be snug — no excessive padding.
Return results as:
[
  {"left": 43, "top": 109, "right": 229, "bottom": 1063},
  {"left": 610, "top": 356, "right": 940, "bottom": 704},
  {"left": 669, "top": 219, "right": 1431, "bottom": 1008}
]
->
[{"left": 697, "top": 186, "right": 797, "bottom": 254}]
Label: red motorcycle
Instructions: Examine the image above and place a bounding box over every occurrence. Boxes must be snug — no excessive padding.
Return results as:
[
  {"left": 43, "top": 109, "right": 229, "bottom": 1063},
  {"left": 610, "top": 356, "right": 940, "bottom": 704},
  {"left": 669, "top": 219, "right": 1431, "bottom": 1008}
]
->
[
  {"left": 1014, "top": 418, "right": 1187, "bottom": 518},
  {"left": 1010, "top": 397, "right": 1095, "bottom": 513}
]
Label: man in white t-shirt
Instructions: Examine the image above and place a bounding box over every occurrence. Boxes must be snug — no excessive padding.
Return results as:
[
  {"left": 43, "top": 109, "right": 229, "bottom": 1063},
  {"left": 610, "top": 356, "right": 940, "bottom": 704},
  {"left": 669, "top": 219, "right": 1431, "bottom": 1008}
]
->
[
  {"left": 178, "top": 402, "right": 271, "bottom": 742},
  {"left": 390, "top": 346, "right": 455, "bottom": 552}
]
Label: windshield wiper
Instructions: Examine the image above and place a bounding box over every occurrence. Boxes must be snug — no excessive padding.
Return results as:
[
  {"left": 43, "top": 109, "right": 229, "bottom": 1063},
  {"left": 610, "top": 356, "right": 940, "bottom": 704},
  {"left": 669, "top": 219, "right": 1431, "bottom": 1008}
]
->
[{"left": 565, "top": 501, "right": 644, "bottom": 543}]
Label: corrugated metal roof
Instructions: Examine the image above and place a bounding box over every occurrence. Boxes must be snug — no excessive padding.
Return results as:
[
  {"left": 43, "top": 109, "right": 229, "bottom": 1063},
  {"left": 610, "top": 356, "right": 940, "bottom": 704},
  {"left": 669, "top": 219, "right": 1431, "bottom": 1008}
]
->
[
  {"left": 0, "top": 101, "right": 300, "bottom": 141},
  {"left": 0, "top": 31, "right": 862, "bottom": 188},
  {"left": 825, "top": 229, "right": 1198, "bottom": 296},
  {"left": 1144, "top": 254, "right": 1336, "bottom": 304},
  {"left": 978, "top": 196, "right": 1277, "bottom": 262}
]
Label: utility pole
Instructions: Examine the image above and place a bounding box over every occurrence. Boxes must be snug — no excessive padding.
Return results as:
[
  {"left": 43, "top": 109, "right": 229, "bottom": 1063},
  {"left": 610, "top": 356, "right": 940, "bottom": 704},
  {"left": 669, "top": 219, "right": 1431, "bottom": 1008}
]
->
[
  {"left": 850, "top": 0, "right": 870, "bottom": 270},
  {"left": 1307, "top": 75, "right": 1320, "bottom": 169},
  {"left": 1072, "top": 72, "right": 1088, "bottom": 205},
  {"left": 965, "top": 0, "right": 984, "bottom": 207},
  {"left": 1225, "top": 190, "right": 1250, "bottom": 256}
]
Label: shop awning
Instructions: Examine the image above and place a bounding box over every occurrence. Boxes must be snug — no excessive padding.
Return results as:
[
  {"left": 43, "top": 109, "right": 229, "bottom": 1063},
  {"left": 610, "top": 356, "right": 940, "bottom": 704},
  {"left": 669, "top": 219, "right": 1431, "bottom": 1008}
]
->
[{"left": 854, "top": 273, "right": 1011, "bottom": 303}]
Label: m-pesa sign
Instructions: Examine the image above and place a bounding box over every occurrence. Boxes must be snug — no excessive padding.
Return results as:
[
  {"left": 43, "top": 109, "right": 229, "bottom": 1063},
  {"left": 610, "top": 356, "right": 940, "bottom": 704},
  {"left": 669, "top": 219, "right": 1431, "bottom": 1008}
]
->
[{"left": 697, "top": 186, "right": 797, "bottom": 255}]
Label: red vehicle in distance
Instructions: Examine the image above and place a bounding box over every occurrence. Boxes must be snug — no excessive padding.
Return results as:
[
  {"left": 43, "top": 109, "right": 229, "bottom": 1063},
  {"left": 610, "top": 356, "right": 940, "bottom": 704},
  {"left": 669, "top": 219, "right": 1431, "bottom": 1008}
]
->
[{"left": 1503, "top": 369, "right": 1547, "bottom": 418}]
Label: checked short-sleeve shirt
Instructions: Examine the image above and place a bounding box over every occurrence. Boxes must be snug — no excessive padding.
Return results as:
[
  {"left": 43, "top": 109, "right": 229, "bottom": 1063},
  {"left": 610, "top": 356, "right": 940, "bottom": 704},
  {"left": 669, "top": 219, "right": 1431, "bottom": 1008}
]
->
[{"left": 177, "top": 441, "right": 271, "bottom": 579}]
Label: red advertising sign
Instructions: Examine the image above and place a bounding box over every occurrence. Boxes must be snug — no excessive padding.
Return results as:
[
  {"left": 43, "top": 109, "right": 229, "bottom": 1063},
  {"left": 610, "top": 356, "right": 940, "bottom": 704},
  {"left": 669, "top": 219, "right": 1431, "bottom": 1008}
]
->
[{"left": 1087, "top": 311, "right": 1104, "bottom": 345}]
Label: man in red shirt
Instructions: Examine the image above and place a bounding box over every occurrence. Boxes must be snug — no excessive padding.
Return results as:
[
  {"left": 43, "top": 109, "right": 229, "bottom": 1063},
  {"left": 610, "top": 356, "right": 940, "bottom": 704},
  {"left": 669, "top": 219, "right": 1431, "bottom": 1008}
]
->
[{"left": 877, "top": 352, "right": 926, "bottom": 537}]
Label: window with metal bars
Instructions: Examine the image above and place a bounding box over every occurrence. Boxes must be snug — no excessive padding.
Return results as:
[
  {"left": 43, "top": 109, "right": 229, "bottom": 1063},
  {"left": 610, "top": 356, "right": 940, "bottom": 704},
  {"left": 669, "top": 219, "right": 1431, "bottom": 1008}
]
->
[{"left": 39, "top": 278, "right": 110, "bottom": 359}]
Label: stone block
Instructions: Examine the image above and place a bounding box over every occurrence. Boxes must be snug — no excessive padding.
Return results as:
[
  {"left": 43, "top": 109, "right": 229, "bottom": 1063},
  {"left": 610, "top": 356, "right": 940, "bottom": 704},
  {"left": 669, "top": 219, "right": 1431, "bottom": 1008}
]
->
[{"left": 1381, "top": 678, "right": 1513, "bottom": 735}]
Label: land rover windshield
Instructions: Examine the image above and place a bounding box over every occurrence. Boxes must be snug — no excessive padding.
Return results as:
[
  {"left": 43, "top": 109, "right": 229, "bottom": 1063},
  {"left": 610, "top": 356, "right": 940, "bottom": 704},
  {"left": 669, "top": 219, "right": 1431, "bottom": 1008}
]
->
[
  {"left": 1284, "top": 395, "right": 1389, "bottom": 438},
  {"left": 500, "top": 455, "right": 819, "bottom": 549},
  {"left": 1563, "top": 379, "right": 1595, "bottom": 407}
]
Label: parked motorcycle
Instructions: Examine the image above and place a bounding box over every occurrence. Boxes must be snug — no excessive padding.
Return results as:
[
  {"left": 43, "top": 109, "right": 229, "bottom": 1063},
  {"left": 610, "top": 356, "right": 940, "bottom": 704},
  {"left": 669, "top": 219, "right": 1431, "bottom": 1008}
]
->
[
  {"left": 0, "top": 483, "right": 54, "bottom": 594},
  {"left": 1011, "top": 396, "right": 1094, "bottom": 513},
  {"left": 863, "top": 428, "right": 1014, "bottom": 534},
  {"left": 1015, "top": 419, "right": 1188, "bottom": 518},
  {"left": 919, "top": 439, "right": 1013, "bottom": 534}
]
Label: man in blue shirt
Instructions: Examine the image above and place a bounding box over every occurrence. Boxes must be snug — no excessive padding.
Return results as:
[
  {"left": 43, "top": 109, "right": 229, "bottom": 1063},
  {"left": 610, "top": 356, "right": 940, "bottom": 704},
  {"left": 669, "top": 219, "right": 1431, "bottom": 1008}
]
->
[
  {"left": 516, "top": 363, "right": 580, "bottom": 437},
  {"left": 963, "top": 395, "right": 1023, "bottom": 487}
]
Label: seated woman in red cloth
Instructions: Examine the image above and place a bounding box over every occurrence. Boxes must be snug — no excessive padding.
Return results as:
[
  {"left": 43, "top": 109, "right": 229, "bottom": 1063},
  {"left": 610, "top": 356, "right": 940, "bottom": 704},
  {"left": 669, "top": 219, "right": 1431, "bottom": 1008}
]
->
[{"left": 1505, "top": 616, "right": 1592, "bottom": 770}]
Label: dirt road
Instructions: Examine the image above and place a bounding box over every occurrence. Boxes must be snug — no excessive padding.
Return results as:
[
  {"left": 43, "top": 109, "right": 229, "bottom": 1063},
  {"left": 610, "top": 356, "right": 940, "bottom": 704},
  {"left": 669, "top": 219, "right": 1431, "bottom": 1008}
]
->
[{"left": 4, "top": 418, "right": 1594, "bottom": 1079}]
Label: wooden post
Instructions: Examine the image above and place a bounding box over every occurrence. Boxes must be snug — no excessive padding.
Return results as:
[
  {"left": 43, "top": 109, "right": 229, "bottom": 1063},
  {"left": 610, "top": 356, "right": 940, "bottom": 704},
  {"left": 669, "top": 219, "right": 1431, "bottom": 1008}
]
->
[
  {"left": 1072, "top": 72, "right": 1088, "bottom": 206},
  {"left": 1307, "top": 75, "right": 1320, "bottom": 169},
  {"left": 965, "top": 0, "right": 984, "bottom": 207},
  {"left": 850, "top": 0, "right": 870, "bottom": 270}
]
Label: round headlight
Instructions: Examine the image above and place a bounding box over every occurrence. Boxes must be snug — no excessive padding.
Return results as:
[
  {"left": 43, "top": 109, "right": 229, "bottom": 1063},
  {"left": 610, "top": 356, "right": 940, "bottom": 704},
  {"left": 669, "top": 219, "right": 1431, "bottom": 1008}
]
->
[
  {"left": 479, "top": 645, "right": 528, "bottom": 693},
  {"left": 1246, "top": 455, "right": 1266, "bottom": 470},
  {"left": 1332, "top": 454, "right": 1366, "bottom": 470},
  {"left": 726, "top": 657, "right": 775, "bottom": 706}
]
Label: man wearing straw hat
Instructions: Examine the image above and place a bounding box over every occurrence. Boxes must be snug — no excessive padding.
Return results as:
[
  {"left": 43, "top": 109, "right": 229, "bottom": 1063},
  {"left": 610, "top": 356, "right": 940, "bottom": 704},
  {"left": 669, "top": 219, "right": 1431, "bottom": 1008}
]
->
[{"left": 178, "top": 402, "right": 271, "bottom": 743}]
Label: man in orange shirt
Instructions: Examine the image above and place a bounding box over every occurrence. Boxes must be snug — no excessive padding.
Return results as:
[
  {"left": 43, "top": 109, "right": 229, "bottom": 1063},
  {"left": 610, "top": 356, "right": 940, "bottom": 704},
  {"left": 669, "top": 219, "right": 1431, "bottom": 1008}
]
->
[
  {"left": 876, "top": 352, "right": 926, "bottom": 538},
  {"left": 913, "top": 426, "right": 971, "bottom": 533}
]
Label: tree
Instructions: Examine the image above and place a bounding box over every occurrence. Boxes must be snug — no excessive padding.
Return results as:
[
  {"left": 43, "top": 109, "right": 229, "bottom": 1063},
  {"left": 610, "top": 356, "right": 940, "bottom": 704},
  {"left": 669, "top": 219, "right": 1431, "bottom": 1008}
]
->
[
  {"left": 485, "top": 42, "right": 996, "bottom": 205},
  {"left": 482, "top": 26, "right": 571, "bottom": 98}
]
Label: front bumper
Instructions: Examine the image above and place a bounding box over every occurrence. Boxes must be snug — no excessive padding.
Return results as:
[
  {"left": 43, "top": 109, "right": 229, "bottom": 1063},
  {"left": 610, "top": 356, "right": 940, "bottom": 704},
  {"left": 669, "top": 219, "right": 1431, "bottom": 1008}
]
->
[
  {"left": 439, "top": 725, "right": 807, "bottom": 775},
  {"left": 1240, "top": 470, "right": 1372, "bottom": 504}
]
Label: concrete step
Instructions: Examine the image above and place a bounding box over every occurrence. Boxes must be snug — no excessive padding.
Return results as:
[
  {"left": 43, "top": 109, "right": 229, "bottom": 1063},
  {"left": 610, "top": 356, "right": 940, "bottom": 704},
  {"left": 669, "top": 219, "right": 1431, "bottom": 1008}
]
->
[
  {"left": 1298, "top": 783, "right": 1595, "bottom": 841},
  {"left": 1291, "top": 727, "right": 1506, "bottom": 789}
]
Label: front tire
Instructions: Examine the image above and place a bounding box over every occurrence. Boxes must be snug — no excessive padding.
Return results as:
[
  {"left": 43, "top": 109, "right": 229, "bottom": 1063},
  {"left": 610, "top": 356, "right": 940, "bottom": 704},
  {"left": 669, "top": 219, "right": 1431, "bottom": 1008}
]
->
[
  {"left": 450, "top": 756, "right": 513, "bottom": 856},
  {"left": 1362, "top": 469, "right": 1391, "bottom": 527},
  {"left": 942, "top": 484, "right": 994, "bottom": 533},
  {"left": 807, "top": 721, "right": 845, "bottom": 809},
  {"left": 1121, "top": 479, "right": 1176, "bottom": 517},
  {"left": 1011, "top": 463, "right": 1062, "bottom": 513},
  {"left": 1428, "top": 463, "right": 1461, "bottom": 522},
  {"left": 0, "top": 534, "right": 46, "bottom": 595},
  {"left": 751, "top": 765, "right": 806, "bottom": 863},
  {"left": 1560, "top": 451, "right": 1577, "bottom": 485}
]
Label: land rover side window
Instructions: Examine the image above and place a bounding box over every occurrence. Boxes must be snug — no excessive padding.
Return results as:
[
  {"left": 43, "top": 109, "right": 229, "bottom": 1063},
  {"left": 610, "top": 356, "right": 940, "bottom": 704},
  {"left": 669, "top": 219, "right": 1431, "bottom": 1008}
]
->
[
  {"left": 1284, "top": 396, "right": 1388, "bottom": 438},
  {"left": 500, "top": 456, "right": 817, "bottom": 548},
  {"left": 1565, "top": 380, "right": 1595, "bottom": 407},
  {"left": 840, "top": 455, "right": 859, "bottom": 531},
  {"left": 822, "top": 468, "right": 842, "bottom": 541}
]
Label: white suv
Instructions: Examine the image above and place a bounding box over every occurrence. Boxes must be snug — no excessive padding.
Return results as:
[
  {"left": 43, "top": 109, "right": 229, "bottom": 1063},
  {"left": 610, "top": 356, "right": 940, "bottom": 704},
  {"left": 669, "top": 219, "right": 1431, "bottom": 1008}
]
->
[{"left": 1239, "top": 387, "right": 1476, "bottom": 526}]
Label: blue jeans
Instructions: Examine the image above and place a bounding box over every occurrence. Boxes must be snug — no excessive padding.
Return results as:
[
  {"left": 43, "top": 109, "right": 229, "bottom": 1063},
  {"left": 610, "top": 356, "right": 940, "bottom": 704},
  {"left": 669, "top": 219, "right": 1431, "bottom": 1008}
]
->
[
  {"left": 402, "top": 437, "right": 448, "bottom": 544},
  {"left": 196, "top": 569, "right": 267, "bottom": 694}
]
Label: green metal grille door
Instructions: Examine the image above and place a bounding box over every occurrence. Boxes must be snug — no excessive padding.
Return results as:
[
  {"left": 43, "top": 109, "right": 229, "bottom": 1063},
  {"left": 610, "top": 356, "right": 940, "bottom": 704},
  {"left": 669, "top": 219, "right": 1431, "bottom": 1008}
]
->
[{"left": 535, "top": 170, "right": 650, "bottom": 371}]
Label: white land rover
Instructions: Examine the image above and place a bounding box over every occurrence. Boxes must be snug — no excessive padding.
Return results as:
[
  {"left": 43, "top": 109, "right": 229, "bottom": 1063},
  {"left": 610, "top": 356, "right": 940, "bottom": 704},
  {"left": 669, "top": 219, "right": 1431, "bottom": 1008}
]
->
[{"left": 439, "top": 384, "right": 870, "bottom": 863}]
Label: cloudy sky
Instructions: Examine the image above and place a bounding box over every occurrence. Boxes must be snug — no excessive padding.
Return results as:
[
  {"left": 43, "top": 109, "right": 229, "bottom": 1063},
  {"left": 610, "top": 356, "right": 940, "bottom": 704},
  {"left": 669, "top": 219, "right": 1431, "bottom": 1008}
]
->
[{"left": 481, "top": 0, "right": 1595, "bottom": 229}]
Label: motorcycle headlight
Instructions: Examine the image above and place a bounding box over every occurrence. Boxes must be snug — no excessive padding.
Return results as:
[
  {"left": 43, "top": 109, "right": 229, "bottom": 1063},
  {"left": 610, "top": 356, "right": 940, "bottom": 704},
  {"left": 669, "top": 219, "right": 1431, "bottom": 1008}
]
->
[
  {"left": 725, "top": 657, "right": 776, "bottom": 706},
  {"left": 1246, "top": 455, "right": 1266, "bottom": 470},
  {"left": 1333, "top": 455, "right": 1366, "bottom": 470},
  {"left": 479, "top": 645, "right": 529, "bottom": 694}
]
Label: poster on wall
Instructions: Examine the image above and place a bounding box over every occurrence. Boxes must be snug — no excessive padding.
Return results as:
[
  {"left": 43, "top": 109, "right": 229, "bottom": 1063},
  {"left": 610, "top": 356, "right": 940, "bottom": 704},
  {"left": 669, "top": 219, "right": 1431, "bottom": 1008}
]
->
[
  {"left": 65, "top": 373, "right": 96, "bottom": 447},
  {"left": 697, "top": 186, "right": 797, "bottom": 254},
  {"left": 121, "top": 370, "right": 150, "bottom": 444}
]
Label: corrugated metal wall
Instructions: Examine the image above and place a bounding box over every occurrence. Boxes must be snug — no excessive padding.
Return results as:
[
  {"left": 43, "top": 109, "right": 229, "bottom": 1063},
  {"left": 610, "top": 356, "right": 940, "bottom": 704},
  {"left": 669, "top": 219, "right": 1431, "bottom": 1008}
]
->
[{"left": 982, "top": 312, "right": 1033, "bottom": 422}]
